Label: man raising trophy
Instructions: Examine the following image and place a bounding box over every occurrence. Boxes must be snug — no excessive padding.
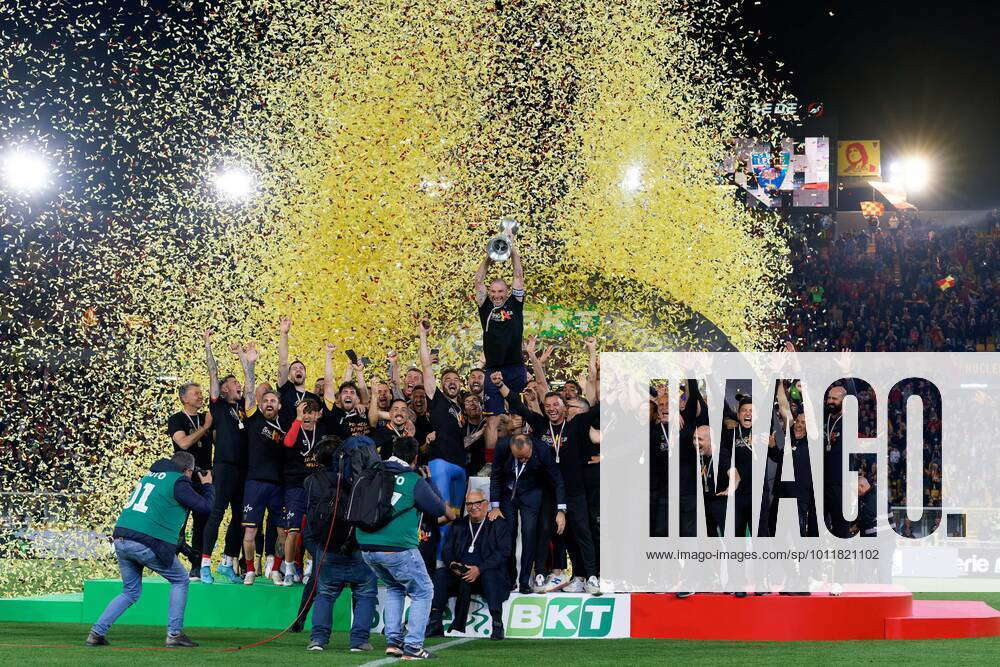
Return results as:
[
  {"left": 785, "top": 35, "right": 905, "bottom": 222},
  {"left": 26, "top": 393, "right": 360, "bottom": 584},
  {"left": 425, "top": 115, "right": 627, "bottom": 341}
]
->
[{"left": 474, "top": 217, "right": 526, "bottom": 439}]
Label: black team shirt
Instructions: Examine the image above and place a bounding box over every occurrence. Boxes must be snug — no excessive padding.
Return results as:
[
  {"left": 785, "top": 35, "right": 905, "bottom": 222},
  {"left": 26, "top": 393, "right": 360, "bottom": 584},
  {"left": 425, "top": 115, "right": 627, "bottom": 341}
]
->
[
  {"left": 167, "top": 411, "right": 213, "bottom": 470},
  {"left": 478, "top": 291, "right": 525, "bottom": 368},
  {"left": 427, "top": 390, "right": 466, "bottom": 467},
  {"left": 322, "top": 400, "right": 371, "bottom": 440},
  {"left": 277, "top": 380, "right": 321, "bottom": 424},
  {"left": 508, "top": 392, "right": 595, "bottom": 495},
  {"left": 245, "top": 408, "right": 287, "bottom": 484},
  {"left": 283, "top": 420, "right": 324, "bottom": 489},
  {"left": 209, "top": 397, "right": 246, "bottom": 468}
]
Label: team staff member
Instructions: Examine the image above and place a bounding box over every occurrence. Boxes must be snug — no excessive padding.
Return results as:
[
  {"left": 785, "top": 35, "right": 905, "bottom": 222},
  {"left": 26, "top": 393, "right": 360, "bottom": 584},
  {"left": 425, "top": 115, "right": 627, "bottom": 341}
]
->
[
  {"left": 167, "top": 381, "right": 213, "bottom": 578},
  {"left": 489, "top": 433, "right": 566, "bottom": 593},
  {"left": 417, "top": 320, "right": 469, "bottom": 558},
  {"left": 239, "top": 342, "right": 289, "bottom": 585},
  {"left": 200, "top": 331, "right": 246, "bottom": 584},
  {"left": 280, "top": 397, "right": 323, "bottom": 586},
  {"left": 497, "top": 375, "right": 600, "bottom": 595},
  {"left": 429, "top": 488, "right": 512, "bottom": 640},
  {"left": 87, "top": 451, "right": 214, "bottom": 648},
  {"left": 357, "top": 437, "right": 457, "bottom": 660}
]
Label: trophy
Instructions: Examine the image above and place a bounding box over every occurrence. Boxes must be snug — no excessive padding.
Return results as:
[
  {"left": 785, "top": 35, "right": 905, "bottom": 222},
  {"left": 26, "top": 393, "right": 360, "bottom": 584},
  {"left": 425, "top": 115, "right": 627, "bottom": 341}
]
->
[{"left": 486, "top": 216, "right": 519, "bottom": 262}]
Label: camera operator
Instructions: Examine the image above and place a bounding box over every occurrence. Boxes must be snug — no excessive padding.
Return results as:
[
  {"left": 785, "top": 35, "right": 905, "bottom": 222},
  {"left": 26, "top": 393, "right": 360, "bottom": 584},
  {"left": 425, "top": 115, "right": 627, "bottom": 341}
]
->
[{"left": 86, "top": 451, "right": 214, "bottom": 648}]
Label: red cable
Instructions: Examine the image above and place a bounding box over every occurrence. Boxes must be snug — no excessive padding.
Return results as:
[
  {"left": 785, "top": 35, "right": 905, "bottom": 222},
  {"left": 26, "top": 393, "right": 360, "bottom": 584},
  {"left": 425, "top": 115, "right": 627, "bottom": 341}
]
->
[{"left": 220, "top": 464, "right": 343, "bottom": 652}]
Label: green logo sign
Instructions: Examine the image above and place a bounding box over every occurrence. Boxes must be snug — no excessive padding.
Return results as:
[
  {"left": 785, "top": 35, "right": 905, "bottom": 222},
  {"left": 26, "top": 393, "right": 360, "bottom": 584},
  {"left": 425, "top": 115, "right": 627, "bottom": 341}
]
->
[{"left": 506, "top": 595, "right": 617, "bottom": 638}]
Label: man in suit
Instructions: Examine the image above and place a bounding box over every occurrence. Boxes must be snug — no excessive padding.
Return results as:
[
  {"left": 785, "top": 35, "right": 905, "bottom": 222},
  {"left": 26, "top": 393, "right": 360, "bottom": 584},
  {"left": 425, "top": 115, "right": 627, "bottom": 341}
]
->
[
  {"left": 428, "top": 488, "right": 512, "bottom": 640},
  {"left": 488, "top": 433, "right": 566, "bottom": 593}
]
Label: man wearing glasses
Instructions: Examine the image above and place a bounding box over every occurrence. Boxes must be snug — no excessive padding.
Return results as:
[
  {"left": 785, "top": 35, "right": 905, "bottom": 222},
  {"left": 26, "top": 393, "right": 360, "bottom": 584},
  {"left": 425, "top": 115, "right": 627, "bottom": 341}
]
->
[{"left": 427, "top": 488, "right": 512, "bottom": 640}]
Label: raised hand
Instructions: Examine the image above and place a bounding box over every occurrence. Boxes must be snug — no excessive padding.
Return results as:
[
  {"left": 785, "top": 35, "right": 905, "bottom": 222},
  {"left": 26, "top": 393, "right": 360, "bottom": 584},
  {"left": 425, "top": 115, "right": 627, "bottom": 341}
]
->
[
  {"left": 202, "top": 328, "right": 213, "bottom": 342},
  {"left": 490, "top": 371, "right": 504, "bottom": 387},
  {"left": 279, "top": 316, "right": 292, "bottom": 334},
  {"left": 244, "top": 342, "right": 259, "bottom": 363},
  {"left": 584, "top": 336, "right": 597, "bottom": 352},
  {"left": 228, "top": 342, "right": 242, "bottom": 357},
  {"left": 538, "top": 344, "right": 555, "bottom": 364},
  {"left": 325, "top": 342, "right": 336, "bottom": 355}
]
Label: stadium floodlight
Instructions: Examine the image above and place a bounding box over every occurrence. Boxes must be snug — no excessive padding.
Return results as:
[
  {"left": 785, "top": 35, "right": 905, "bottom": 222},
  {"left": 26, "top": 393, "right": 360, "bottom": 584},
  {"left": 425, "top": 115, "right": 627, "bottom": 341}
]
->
[
  {"left": 620, "top": 162, "right": 644, "bottom": 194},
  {"left": 888, "top": 156, "right": 930, "bottom": 193},
  {"left": 214, "top": 166, "right": 257, "bottom": 202},
  {"left": 1, "top": 148, "right": 51, "bottom": 195}
]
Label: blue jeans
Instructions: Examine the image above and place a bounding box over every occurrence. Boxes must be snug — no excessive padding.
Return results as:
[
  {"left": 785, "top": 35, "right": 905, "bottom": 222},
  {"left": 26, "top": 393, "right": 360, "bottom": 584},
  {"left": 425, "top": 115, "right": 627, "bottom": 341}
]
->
[
  {"left": 92, "top": 538, "right": 189, "bottom": 637},
  {"left": 428, "top": 458, "right": 467, "bottom": 560},
  {"left": 308, "top": 544, "right": 378, "bottom": 648},
  {"left": 361, "top": 549, "right": 433, "bottom": 651}
]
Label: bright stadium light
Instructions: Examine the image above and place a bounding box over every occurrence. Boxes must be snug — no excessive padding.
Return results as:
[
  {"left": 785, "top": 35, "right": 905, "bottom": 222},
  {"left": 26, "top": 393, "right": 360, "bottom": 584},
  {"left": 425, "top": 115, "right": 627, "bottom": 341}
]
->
[
  {"left": 214, "top": 166, "right": 257, "bottom": 202},
  {"left": 619, "top": 162, "right": 644, "bottom": 194},
  {"left": 888, "top": 156, "right": 930, "bottom": 193},
  {"left": 2, "top": 148, "right": 51, "bottom": 195}
]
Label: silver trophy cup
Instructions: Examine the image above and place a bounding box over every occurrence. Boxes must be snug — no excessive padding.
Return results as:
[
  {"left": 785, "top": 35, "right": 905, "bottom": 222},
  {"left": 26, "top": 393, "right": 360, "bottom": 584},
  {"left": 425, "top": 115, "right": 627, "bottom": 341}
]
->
[{"left": 487, "top": 216, "right": 519, "bottom": 262}]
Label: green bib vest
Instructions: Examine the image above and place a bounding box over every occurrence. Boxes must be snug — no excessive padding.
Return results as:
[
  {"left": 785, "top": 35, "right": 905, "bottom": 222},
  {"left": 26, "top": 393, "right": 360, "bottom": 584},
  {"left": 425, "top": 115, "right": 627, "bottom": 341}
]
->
[
  {"left": 356, "top": 469, "right": 420, "bottom": 550},
  {"left": 114, "top": 471, "right": 187, "bottom": 544}
]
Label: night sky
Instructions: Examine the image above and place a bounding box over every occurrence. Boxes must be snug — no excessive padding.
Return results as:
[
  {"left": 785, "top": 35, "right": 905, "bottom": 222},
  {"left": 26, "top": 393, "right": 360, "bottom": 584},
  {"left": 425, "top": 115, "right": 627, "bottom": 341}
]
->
[{"left": 744, "top": 0, "right": 1000, "bottom": 210}]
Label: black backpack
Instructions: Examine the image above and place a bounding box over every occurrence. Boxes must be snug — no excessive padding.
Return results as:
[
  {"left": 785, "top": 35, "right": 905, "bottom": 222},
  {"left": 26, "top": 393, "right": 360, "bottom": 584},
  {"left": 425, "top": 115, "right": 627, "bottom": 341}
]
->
[
  {"left": 345, "top": 462, "right": 409, "bottom": 533},
  {"left": 304, "top": 461, "right": 355, "bottom": 555}
]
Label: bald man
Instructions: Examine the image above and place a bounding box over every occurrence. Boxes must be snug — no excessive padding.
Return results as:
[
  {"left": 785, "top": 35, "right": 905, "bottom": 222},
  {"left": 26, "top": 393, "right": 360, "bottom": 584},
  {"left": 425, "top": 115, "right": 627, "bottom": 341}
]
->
[
  {"left": 428, "top": 488, "right": 512, "bottom": 640},
  {"left": 823, "top": 385, "right": 852, "bottom": 538}
]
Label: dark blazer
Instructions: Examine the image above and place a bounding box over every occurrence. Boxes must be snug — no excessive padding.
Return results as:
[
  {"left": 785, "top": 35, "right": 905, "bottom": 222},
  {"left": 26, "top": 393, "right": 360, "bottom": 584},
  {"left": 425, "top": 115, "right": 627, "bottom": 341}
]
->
[
  {"left": 490, "top": 436, "right": 566, "bottom": 509},
  {"left": 441, "top": 515, "right": 513, "bottom": 572}
]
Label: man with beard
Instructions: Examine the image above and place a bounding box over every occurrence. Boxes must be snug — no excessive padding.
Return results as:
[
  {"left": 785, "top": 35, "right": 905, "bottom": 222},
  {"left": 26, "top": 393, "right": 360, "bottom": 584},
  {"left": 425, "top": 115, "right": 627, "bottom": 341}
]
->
[
  {"left": 494, "top": 374, "right": 600, "bottom": 595},
  {"left": 768, "top": 382, "right": 818, "bottom": 538},
  {"left": 418, "top": 321, "right": 469, "bottom": 559},
  {"left": 467, "top": 368, "right": 486, "bottom": 405},
  {"left": 167, "top": 381, "right": 214, "bottom": 578},
  {"left": 462, "top": 393, "right": 487, "bottom": 475},
  {"left": 321, "top": 343, "right": 371, "bottom": 440},
  {"left": 279, "top": 398, "right": 323, "bottom": 586},
  {"left": 823, "top": 384, "right": 852, "bottom": 538},
  {"left": 200, "top": 332, "right": 246, "bottom": 585},
  {"left": 277, "top": 317, "right": 322, "bottom": 423},
  {"left": 408, "top": 385, "right": 434, "bottom": 455},
  {"left": 474, "top": 229, "right": 526, "bottom": 431},
  {"left": 370, "top": 399, "right": 410, "bottom": 460},
  {"left": 719, "top": 396, "right": 755, "bottom": 540},
  {"left": 653, "top": 380, "right": 707, "bottom": 598},
  {"left": 239, "top": 342, "right": 288, "bottom": 585}
]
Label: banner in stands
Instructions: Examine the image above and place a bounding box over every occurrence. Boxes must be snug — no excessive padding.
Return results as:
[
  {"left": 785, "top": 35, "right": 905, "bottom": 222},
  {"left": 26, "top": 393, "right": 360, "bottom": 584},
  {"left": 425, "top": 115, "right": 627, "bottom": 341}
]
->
[
  {"left": 369, "top": 591, "right": 631, "bottom": 639},
  {"left": 838, "top": 140, "right": 881, "bottom": 177}
]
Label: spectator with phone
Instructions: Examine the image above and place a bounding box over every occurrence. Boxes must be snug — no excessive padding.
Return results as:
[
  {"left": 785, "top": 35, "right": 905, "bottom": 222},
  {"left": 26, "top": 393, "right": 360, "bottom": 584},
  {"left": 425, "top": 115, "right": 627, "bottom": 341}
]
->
[
  {"left": 86, "top": 451, "right": 214, "bottom": 648},
  {"left": 428, "top": 488, "right": 512, "bottom": 640}
]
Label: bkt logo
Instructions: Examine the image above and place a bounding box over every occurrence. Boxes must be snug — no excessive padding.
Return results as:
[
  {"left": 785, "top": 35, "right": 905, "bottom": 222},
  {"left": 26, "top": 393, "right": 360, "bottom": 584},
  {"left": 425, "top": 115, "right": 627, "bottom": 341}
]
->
[{"left": 506, "top": 596, "right": 616, "bottom": 638}]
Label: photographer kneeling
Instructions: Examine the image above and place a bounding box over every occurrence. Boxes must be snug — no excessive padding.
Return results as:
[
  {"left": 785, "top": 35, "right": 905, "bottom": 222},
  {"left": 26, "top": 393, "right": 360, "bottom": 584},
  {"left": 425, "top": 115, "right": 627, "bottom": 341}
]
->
[
  {"left": 87, "top": 451, "right": 214, "bottom": 648},
  {"left": 428, "top": 488, "right": 512, "bottom": 640}
]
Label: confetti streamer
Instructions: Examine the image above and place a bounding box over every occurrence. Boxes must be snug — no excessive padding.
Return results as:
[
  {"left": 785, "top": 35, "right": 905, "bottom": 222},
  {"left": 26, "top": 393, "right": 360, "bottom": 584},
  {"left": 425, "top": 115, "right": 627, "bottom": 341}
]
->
[{"left": 0, "top": 0, "right": 789, "bottom": 596}]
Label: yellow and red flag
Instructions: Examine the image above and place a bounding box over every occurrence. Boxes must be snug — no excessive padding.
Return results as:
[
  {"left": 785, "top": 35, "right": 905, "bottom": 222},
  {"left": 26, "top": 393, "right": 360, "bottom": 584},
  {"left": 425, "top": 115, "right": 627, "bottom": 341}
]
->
[
  {"left": 860, "top": 200, "right": 885, "bottom": 218},
  {"left": 936, "top": 275, "right": 955, "bottom": 291}
]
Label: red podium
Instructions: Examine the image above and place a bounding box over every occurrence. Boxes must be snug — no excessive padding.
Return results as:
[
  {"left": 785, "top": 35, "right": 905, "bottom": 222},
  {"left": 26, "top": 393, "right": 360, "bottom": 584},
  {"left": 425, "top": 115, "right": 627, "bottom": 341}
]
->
[{"left": 630, "top": 593, "right": 1000, "bottom": 641}]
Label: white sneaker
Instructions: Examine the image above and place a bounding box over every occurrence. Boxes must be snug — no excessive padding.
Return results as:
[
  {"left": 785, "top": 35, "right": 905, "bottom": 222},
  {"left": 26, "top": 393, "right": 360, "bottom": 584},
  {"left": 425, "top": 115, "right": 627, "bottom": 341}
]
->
[
  {"left": 303, "top": 560, "right": 313, "bottom": 586},
  {"left": 544, "top": 573, "right": 569, "bottom": 593},
  {"left": 292, "top": 565, "right": 303, "bottom": 584},
  {"left": 282, "top": 572, "right": 295, "bottom": 587},
  {"left": 263, "top": 556, "right": 275, "bottom": 577},
  {"left": 585, "top": 576, "right": 602, "bottom": 596},
  {"left": 532, "top": 574, "right": 546, "bottom": 593},
  {"left": 244, "top": 571, "right": 256, "bottom": 586},
  {"left": 563, "top": 577, "right": 585, "bottom": 593},
  {"left": 271, "top": 570, "right": 284, "bottom": 585}
]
